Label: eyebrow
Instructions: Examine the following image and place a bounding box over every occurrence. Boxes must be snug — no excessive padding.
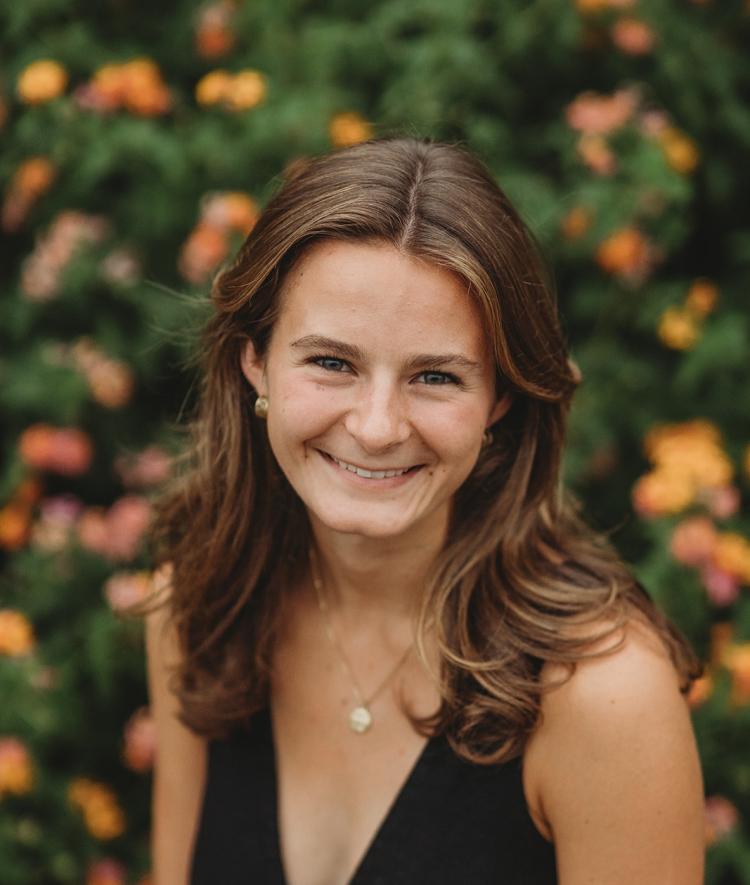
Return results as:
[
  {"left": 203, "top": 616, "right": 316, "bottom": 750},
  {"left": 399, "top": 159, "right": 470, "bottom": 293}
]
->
[{"left": 290, "top": 335, "right": 482, "bottom": 372}]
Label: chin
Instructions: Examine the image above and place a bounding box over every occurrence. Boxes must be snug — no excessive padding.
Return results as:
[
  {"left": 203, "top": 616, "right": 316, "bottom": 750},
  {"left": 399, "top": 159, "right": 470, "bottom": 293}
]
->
[{"left": 308, "top": 504, "right": 415, "bottom": 540}]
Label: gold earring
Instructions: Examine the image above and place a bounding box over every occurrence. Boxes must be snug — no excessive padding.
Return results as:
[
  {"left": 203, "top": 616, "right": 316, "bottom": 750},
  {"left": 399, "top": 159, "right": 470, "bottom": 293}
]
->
[
  {"left": 254, "top": 395, "right": 269, "bottom": 418},
  {"left": 482, "top": 429, "right": 493, "bottom": 448}
]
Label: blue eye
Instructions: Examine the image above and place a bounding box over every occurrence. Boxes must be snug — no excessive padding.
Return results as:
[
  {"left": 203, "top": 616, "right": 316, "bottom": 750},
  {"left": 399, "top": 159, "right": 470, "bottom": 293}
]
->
[
  {"left": 311, "top": 356, "right": 349, "bottom": 372},
  {"left": 419, "top": 371, "right": 459, "bottom": 385}
]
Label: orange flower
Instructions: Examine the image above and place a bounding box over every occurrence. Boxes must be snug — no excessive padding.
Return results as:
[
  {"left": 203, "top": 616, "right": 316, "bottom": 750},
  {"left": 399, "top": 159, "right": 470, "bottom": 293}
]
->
[
  {"left": 88, "top": 359, "right": 135, "bottom": 409},
  {"left": 121, "top": 59, "right": 171, "bottom": 116},
  {"left": 68, "top": 778, "right": 126, "bottom": 840},
  {"left": 595, "top": 227, "right": 653, "bottom": 278},
  {"left": 561, "top": 206, "right": 593, "bottom": 240},
  {"left": 17, "top": 60, "right": 68, "bottom": 104},
  {"left": 225, "top": 70, "right": 267, "bottom": 110},
  {"left": 631, "top": 468, "right": 695, "bottom": 516},
  {"left": 0, "top": 610, "right": 35, "bottom": 656},
  {"left": 195, "top": 0, "right": 237, "bottom": 59},
  {"left": 178, "top": 221, "right": 229, "bottom": 284},
  {"left": 576, "top": 134, "right": 617, "bottom": 176},
  {"left": 122, "top": 707, "right": 156, "bottom": 772},
  {"left": 723, "top": 643, "right": 750, "bottom": 705},
  {"left": 202, "top": 191, "right": 260, "bottom": 235},
  {"left": 0, "top": 738, "right": 34, "bottom": 797},
  {"left": 195, "top": 69, "right": 232, "bottom": 106},
  {"left": 709, "top": 622, "right": 733, "bottom": 667},
  {"left": 657, "top": 306, "right": 700, "bottom": 350},
  {"left": 329, "top": 112, "right": 374, "bottom": 147},
  {"left": 744, "top": 444, "right": 750, "bottom": 481},
  {"left": 19, "top": 424, "right": 93, "bottom": 476},
  {"left": 658, "top": 127, "right": 700, "bottom": 174},
  {"left": 0, "top": 505, "right": 31, "bottom": 551},
  {"left": 713, "top": 533, "right": 750, "bottom": 584},
  {"left": 687, "top": 673, "right": 712, "bottom": 709},
  {"left": 685, "top": 279, "right": 718, "bottom": 317},
  {"left": 611, "top": 17, "right": 656, "bottom": 54}
]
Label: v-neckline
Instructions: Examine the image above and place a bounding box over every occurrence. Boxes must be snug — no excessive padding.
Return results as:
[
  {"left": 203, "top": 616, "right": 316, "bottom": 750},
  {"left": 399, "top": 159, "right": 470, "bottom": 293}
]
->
[{"left": 262, "top": 707, "right": 439, "bottom": 885}]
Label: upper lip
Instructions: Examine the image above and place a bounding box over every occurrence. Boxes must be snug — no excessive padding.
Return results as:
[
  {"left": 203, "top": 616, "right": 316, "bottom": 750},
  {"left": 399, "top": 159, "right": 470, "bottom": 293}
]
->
[{"left": 319, "top": 450, "right": 421, "bottom": 471}]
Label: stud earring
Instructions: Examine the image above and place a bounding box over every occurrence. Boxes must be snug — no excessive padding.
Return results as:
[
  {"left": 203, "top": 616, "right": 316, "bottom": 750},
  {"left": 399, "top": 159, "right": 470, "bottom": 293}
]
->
[
  {"left": 482, "top": 428, "right": 493, "bottom": 448},
  {"left": 254, "top": 395, "right": 269, "bottom": 418}
]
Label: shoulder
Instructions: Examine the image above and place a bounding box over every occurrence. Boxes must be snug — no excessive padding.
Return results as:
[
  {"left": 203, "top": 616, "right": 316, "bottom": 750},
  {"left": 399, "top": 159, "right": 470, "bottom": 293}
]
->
[{"left": 522, "top": 616, "right": 705, "bottom": 884}]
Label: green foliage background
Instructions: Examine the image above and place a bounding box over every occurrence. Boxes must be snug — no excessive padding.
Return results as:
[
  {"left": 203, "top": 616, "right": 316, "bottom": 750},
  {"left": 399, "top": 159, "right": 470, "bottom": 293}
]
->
[{"left": 1, "top": 0, "right": 749, "bottom": 882}]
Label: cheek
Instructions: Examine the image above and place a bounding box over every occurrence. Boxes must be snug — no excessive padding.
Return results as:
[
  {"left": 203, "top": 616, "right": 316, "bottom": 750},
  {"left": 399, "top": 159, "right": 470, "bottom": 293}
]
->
[
  {"left": 413, "top": 400, "right": 486, "bottom": 462},
  {"left": 267, "top": 377, "right": 337, "bottom": 448}
]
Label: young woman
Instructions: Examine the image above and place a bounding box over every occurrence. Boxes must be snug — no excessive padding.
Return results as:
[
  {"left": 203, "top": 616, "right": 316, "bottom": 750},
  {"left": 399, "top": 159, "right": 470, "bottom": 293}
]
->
[{"left": 143, "top": 137, "right": 705, "bottom": 884}]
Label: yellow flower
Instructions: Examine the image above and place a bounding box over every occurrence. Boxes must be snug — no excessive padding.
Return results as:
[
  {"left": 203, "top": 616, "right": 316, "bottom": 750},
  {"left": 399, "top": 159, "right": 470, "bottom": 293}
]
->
[
  {"left": 685, "top": 279, "right": 718, "bottom": 317},
  {"left": 0, "top": 610, "right": 35, "bottom": 656},
  {"left": 225, "top": 70, "right": 267, "bottom": 111},
  {"left": 17, "top": 60, "right": 68, "bottom": 104},
  {"left": 329, "top": 112, "right": 373, "bottom": 148},
  {"left": 657, "top": 306, "right": 699, "bottom": 350},
  {"left": 659, "top": 127, "right": 700, "bottom": 174},
  {"left": 0, "top": 738, "right": 34, "bottom": 797},
  {"left": 195, "top": 69, "right": 232, "bottom": 106}
]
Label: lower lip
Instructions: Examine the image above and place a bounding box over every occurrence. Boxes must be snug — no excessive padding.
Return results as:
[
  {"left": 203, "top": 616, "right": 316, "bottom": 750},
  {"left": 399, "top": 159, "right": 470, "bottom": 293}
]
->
[{"left": 317, "top": 450, "right": 423, "bottom": 489}]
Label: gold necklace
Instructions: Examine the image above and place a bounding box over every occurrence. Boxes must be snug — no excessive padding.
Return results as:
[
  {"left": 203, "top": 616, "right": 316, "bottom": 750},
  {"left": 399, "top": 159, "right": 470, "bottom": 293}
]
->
[{"left": 309, "top": 547, "right": 413, "bottom": 734}]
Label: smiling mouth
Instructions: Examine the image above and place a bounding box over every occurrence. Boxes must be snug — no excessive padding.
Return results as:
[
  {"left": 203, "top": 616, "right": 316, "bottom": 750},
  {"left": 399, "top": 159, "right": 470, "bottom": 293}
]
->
[{"left": 319, "top": 450, "right": 423, "bottom": 480}]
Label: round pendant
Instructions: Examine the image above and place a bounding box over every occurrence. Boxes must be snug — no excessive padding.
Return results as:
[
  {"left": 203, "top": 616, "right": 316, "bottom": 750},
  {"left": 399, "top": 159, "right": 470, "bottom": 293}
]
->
[{"left": 349, "top": 705, "right": 372, "bottom": 734}]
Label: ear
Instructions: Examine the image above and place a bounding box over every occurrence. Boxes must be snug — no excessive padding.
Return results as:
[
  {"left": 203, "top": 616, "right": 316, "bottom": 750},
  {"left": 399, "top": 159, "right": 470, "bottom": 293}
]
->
[
  {"left": 487, "top": 391, "right": 513, "bottom": 428},
  {"left": 240, "top": 338, "right": 267, "bottom": 395}
]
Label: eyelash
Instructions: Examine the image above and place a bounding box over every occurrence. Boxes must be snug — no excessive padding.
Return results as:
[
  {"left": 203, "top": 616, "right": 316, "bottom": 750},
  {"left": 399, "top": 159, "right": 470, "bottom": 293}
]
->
[{"left": 306, "top": 355, "right": 462, "bottom": 387}]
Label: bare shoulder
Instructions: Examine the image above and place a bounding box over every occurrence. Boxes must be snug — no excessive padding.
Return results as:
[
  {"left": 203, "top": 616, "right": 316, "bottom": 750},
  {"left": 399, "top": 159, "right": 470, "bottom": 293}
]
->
[{"left": 522, "top": 615, "right": 705, "bottom": 884}]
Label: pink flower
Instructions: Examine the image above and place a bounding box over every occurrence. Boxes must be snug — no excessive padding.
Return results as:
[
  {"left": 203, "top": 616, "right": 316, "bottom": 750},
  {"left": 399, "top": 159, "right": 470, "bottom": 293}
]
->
[
  {"left": 104, "top": 571, "right": 152, "bottom": 613},
  {"left": 700, "top": 563, "right": 740, "bottom": 607},
  {"left": 31, "top": 494, "right": 84, "bottom": 552},
  {"left": 86, "top": 858, "right": 127, "bottom": 885},
  {"left": 115, "top": 446, "right": 172, "bottom": 488},
  {"left": 79, "top": 497, "right": 151, "bottom": 562},
  {"left": 100, "top": 248, "right": 141, "bottom": 285},
  {"left": 565, "top": 88, "right": 639, "bottom": 136},
  {"left": 704, "top": 795, "right": 739, "bottom": 845},
  {"left": 670, "top": 516, "right": 717, "bottom": 567},
  {"left": 703, "top": 486, "right": 741, "bottom": 520},
  {"left": 106, "top": 496, "right": 151, "bottom": 560},
  {"left": 122, "top": 707, "right": 156, "bottom": 772},
  {"left": 638, "top": 109, "right": 670, "bottom": 137}
]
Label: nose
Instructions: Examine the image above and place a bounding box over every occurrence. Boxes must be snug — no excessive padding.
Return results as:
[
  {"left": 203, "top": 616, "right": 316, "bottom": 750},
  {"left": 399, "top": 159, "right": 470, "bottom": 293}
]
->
[{"left": 343, "top": 377, "right": 411, "bottom": 453}]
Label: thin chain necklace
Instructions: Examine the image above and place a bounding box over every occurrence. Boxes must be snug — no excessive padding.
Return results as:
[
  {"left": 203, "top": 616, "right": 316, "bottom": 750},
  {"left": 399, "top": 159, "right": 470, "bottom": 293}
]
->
[{"left": 309, "top": 547, "right": 413, "bottom": 734}]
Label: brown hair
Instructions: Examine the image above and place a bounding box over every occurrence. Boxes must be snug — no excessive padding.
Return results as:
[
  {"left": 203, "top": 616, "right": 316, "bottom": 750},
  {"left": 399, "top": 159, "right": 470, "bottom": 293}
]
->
[{"left": 133, "top": 136, "right": 702, "bottom": 764}]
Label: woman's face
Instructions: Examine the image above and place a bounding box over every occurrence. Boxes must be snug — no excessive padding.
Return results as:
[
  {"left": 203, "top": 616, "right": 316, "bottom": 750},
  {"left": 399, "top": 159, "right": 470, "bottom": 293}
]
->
[{"left": 241, "top": 239, "right": 511, "bottom": 540}]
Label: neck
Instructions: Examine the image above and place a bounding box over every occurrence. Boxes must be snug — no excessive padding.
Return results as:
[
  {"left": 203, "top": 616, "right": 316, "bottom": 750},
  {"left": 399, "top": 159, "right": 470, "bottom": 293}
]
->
[{"left": 307, "top": 508, "right": 448, "bottom": 623}]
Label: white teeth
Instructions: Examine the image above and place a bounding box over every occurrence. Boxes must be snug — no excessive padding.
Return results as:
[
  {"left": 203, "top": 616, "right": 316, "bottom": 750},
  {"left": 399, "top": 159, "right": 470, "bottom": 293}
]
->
[{"left": 330, "top": 455, "right": 412, "bottom": 479}]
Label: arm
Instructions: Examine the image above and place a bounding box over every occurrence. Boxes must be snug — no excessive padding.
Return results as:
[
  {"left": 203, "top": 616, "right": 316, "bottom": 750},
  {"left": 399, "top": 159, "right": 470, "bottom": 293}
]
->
[
  {"left": 145, "top": 566, "right": 208, "bottom": 885},
  {"left": 526, "top": 620, "right": 705, "bottom": 885}
]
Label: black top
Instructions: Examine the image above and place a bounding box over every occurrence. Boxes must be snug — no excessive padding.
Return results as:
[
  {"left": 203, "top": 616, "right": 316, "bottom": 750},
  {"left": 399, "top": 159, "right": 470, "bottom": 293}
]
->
[{"left": 190, "top": 707, "right": 557, "bottom": 884}]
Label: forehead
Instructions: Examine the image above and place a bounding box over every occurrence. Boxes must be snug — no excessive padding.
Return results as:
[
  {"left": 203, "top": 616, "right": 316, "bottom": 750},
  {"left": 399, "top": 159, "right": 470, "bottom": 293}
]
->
[{"left": 273, "top": 239, "right": 488, "bottom": 357}]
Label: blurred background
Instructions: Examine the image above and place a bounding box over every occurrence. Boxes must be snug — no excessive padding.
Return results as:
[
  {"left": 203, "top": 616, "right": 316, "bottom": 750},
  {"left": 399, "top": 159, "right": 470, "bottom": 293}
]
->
[{"left": 1, "top": 1, "right": 749, "bottom": 882}]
